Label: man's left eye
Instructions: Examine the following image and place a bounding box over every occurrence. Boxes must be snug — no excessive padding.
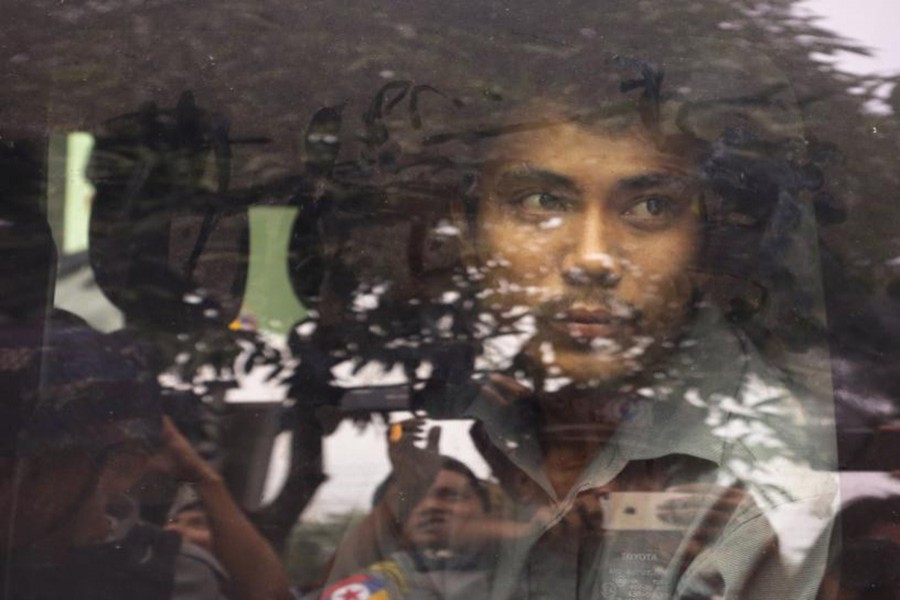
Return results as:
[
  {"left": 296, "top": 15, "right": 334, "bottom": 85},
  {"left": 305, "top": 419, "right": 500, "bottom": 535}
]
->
[
  {"left": 623, "top": 196, "right": 674, "bottom": 219},
  {"left": 518, "top": 192, "right": 569, "bottom": 212}
]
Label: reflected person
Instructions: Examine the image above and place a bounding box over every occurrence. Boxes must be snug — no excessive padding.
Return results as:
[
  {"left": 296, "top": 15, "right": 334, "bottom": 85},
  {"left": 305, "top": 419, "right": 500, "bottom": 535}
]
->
[
  {"left": 0, "top": 317, "right": 292, "bottom": 600},
  {"left": 0, "top": 317, "right": 224, "bottom": 600},
  {"left": 321, "top": 452, "right": 494, "bottom": 600}
]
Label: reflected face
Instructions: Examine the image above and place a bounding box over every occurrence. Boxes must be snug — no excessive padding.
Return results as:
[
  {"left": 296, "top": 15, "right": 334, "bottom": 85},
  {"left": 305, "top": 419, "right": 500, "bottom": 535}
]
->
[
  {"left": 402, "top": 469, "right": 485, "bottom": 551},
  {"left": 476, "top": 123, "right": 701, "bottom": 384}
]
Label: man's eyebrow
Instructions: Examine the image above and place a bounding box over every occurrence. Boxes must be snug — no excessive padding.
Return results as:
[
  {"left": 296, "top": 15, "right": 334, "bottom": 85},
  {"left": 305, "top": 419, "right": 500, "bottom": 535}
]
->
[
  {"left": 494, "top": 165, "right": 580, "bottom": 191},
  {"left": 617, "top": 172, "right": 693, "bottom": 191}
]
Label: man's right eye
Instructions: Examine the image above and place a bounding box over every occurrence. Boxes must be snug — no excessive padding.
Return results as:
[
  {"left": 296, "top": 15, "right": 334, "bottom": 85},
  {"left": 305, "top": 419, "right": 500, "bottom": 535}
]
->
[{"left": 516, "top": 192, "right": 569, "bottom": 212}]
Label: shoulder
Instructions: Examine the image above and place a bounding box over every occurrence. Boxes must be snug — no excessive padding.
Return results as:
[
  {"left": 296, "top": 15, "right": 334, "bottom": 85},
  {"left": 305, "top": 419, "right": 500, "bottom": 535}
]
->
[
  {"left": 319, "top": 555, "right": 414, "bottom": 600},
  {"left": 692, "top": 308, "right": 836, "bottom": 469},
  {"left": 320, "top": 571, "right": 398, "bottom": 600},
  {"left": 173, "top": 540, "right": 230, "bottom": 600}
]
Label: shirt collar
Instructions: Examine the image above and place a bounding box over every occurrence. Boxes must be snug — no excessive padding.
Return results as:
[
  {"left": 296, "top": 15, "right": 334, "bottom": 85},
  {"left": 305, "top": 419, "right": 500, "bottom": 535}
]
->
[{"left": 462, "top": 306, "right": 749, "bottom": 498}]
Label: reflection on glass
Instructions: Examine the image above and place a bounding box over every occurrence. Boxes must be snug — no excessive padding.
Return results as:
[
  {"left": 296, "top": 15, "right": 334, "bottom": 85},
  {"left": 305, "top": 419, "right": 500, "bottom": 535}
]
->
[
  {"left": 4, "top": 2, "right": 900, "bottom": 599},
  {"left": 296, "top": 51, "right": 838, "bottom": 600}
]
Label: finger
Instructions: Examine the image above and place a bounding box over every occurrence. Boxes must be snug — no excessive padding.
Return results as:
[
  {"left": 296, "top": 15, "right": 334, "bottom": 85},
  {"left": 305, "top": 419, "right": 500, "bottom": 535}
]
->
[
  {"left": 390, "top": 420, "right": 426, "bottom": 446},
  {"left": 657, "top": 506, "right": 709, "bottom": 526},
  {"left": 689, "top": 527, "right": 720, "bottom": 556},
  {"left": 161, "top": 415, "right": 178, "bottom": 440},
  {"left": 661, "top": 493, "right": 736, "bottom": 514},
  {"left": 659, "top": 496, "right": 718, "bottom": 511},
  {"left": 161, "top": 416, "right": 192, "bottom": 450},
  {"left": 425, "top": 426, "right": 441, "bottom": 452},
  {"left": 658, "top": 494, "right": 734, "bottom": 518},
  {"left": 672, "top": 502, "right": 734, "bottom": 524},
  {"left": 658, "top": 496, "right": 699, "bottom": 511},
  {"left": 665, "top": 483, "right": 711, "bottom": 493},
  {"left": 575, "top": 503, "right": 595, "bottom": 531},
  {"left": 658, "top": 507, "right": 730, "bottom": 528},
  {"left": 703, "top": 492, "right": 746, "bottom": 515},
  {"left": 666, "top": 483, "right": 743, "bottom": 497},
  {"left": 400, "top": 419, "right": 426, "bottom": 435},
  {"left": 577, "top": 504, "right": 605, "bottom": 531}
]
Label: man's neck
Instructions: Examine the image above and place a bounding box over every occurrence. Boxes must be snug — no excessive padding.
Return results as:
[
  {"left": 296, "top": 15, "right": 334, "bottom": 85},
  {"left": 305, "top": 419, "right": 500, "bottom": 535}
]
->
[{"left": 536, "top": 386, "right": 630, "bottom": 498}]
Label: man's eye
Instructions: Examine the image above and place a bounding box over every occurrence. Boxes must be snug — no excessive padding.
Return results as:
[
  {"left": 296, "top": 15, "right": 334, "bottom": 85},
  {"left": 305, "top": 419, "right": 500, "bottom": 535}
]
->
[
  {"left": 517, "top": 192, "right": 568, "bottom": 212},
  {"left": 623, "top": 196, "right": 674, "bottom": 220}
]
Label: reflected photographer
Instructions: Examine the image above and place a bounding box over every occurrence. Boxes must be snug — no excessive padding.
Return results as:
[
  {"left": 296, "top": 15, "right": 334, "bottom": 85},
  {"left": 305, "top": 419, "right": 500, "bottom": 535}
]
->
[{"left": 322, "top": 424, "right": 496, "bottom": 600}]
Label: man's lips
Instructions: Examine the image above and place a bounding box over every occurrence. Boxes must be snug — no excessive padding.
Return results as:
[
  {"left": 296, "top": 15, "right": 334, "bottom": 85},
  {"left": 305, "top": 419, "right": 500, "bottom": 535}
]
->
[
  {"left": 548, "top": 306, "right": 633, "bottom": 339},
  {"left": 559, "top": 308, "right": 614, "bottom": 324},
  {"left": 413, "top": 515, "right": 450, "bottom": 532}
]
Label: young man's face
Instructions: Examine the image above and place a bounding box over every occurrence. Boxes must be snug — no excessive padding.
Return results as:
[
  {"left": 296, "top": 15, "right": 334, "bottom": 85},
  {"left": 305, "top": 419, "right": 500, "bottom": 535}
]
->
[
  {"left": 402, "top": 468, "right": 486, "bottom": 552},
  {"left": 475, "top": 123, "right": 702, "bottom": 385}
]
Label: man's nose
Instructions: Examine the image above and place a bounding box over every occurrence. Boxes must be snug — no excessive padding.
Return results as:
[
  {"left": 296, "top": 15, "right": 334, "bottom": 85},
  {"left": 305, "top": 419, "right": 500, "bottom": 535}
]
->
[
  {"left": 416, "top": 492, "right": 449, "bottom": 514},
  {"left": 561, "top": 209, "right": 621, "bottom": 288}
]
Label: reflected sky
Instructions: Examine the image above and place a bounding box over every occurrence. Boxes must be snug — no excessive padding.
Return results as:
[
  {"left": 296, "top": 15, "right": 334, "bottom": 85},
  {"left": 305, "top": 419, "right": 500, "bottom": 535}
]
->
[
  {"left": 800, "top": 0, "right": 900, "bottom": 76},
  {"left": 800, "top": 0, "right": 900, "bottom": 114}
]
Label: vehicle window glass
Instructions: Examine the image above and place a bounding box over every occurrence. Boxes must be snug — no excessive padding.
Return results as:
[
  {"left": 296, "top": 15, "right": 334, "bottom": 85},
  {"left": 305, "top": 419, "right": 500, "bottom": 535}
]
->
[{"left": 2, "top": 3, "right": 899, "bottom": 599}]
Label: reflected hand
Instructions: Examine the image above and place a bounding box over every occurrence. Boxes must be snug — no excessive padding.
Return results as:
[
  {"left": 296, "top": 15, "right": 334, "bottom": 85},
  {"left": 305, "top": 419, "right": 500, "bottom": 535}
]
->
[
  {"left": 387, "top": 418, "right": 440, "bottom": 462},
  {"left": 562, "top": 490, "right": 607, "bottom": 534},
  {"left": 658, "top": 483, "right": 747, "bottom": 569},
  {"left": 385, "top": 417, "right": 444, "bottom": 521},
  {"left": 479, "top": 374, "right": 532, "bottom": 407},
  {"left": 534, "top": 489, "right": 608, "bottom": 542},
  {"left": 157, "top": 416, "right": 220, "bottom": 484}
]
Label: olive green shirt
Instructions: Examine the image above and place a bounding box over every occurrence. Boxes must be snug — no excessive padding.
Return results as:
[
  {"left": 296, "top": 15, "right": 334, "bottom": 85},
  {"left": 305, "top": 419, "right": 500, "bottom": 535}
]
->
[{"left": 455, "top": 307, "right": 838, "bottom": 600}]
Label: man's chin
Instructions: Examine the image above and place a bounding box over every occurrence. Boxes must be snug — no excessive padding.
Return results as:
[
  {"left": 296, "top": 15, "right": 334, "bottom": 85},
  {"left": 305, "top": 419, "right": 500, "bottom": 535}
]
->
[
  {"left": 408, "top": 529, "right": 448, "bottom": 549},
  {"left": 547, "top": 351, "right": 641, "bottom": 387},
  {"left": 527, "top": 325, "right": 674, "bottom": 386},
  {"left": 536, "top": 332, "right": 665, "bottom": 383}
]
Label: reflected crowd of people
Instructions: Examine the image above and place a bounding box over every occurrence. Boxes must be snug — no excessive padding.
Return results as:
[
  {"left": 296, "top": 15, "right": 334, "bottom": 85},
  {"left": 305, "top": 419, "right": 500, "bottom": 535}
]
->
[{"left": 0, "top": 314, "right": 293, "bottom": 599}]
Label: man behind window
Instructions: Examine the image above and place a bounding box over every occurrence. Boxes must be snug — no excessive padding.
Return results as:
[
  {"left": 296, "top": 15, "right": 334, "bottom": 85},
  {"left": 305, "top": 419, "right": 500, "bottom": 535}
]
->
[{"left": 312, "top": 53, "right": 838, "bottom": 600}]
